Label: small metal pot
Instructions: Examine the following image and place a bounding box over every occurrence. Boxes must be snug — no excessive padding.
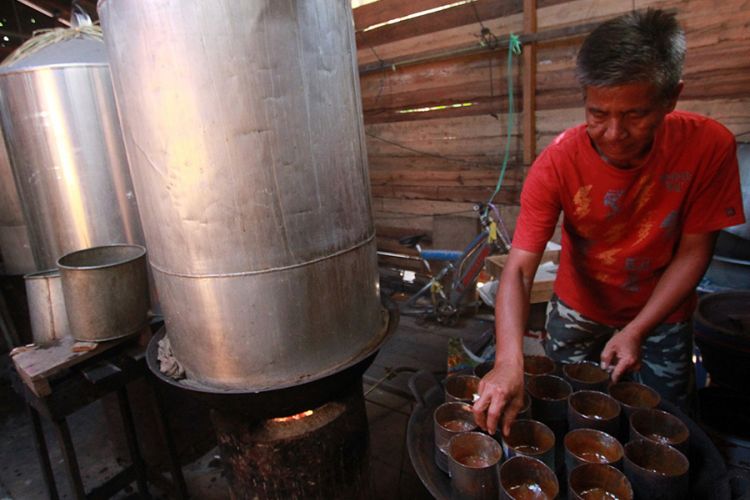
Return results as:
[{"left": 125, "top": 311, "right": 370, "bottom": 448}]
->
[
  {"left": 568, "top": 390, "right": 621, "bottom": 437},
  {"left": 57, "top": 244, "right": 149, "bottom": 342},
  {"left": 445, "top": 374, "right": 480, "bottom": 404},
  {"left": 448, "top": 432, "right": 502, "bottom": 499},
  {"left": 564, "top": 428, "right": 624, "bottom": 474},
  {"left": 609, "top": 381, "right": 661, "bottom": 440},
  {"left": 629, "top": 408, "right": 690, "bottom": 456},
  {"left": 568, "top": 463, "right": 633, "bottom": 500},
  {"left": 502, "top": 419, "right": 556, "bottom": 470},
  {"left": 624, "top": 438, "right": 689, "bottom": 500},
  {"left": 524, "top": 354, "right": 556, "bottom": 382},
  {"left": 499, "top": 455, "right": 559, "bottom": 500},
  {"left": 527, "top": 374, "right": 572, "bottom": 423},
  {"left": 562, "top": 361, "right": 610, "bottom": 392},
  {"left": 433, "top": 401, "right": 477, "bottom": 473}
]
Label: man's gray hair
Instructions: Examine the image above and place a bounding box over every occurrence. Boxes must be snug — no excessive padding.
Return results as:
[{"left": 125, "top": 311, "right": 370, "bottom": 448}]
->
[{"left": 576, "top": 9, "right": 686, "bottom": 100}]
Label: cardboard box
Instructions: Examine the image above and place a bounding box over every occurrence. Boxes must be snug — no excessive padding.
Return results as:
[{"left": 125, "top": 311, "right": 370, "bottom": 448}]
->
[{"left": 484, "top": 242, "right": 560, "bottom": 304}]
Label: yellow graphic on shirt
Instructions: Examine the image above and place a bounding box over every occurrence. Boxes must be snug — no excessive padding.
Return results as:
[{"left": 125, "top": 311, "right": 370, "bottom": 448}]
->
[
  {"left": 596, "top": 247, "right": 621, "bottom": 266},
  {"left": 576, "top": 224, "right": 595, "bottom": 239},
  {"left": 633, "top": 175, "right": 655, "bottom": 213},
  {"left": 633, "top": 219, "right": 654, "bottom": 246},
  {"left": 594, "top": 271, "right": 617, "bottom": 285},
  {"left": 631, "top": 173, "right": 650, "bottom": 193},
  {"left": 574, "top": 185, "right": 593, "bottom": 218},
  {"left": 603, "top": 223, "right": 627, "bottom": 245}
]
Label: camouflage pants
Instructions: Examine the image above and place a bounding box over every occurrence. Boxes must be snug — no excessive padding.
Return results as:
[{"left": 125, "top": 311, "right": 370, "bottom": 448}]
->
[{"left": 544, "top": 294, "right": 694, "bottom": 411}]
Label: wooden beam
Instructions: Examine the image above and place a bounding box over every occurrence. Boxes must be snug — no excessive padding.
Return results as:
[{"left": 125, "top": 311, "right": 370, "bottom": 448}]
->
[
  {"left": 358, "top": 18, "right": 606, "bottom": 76},
  {"left": 522, "top": 0, "right": 538, "bottom": 165},
  {"left": 356, "top": 0, "right": 522, "bottom": 49},
  {"left": 353, "top": 0, "right": 449, "bottom": 31}
]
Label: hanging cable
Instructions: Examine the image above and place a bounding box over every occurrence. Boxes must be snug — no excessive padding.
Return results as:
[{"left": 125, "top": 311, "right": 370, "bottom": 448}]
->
[{"left": 485, "top": 34, "right": 521, "bottom": 214}]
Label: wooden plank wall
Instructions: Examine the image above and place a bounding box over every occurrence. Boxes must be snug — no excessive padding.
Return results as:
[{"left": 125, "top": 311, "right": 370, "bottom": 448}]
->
[{"left": 354, "top": 0, "right": 750, "bottom": 262}]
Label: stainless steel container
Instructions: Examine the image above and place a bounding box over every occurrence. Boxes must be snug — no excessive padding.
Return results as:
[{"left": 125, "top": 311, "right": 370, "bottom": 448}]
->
[
  {"left": 0, "top": 34, "right": 145, "bottom": 270},
  {"left": 447, "top": 432, "right": 502, "bottom": 500},
  {"left": 0, "top": 129, "right": 34, "bottom": 275},
  {"left": 57, "top": 244, "right": 149, "bottom": 342},
  {"left": 24, "top": 269, "right": 70, "bottom": 344},
  {"left": 99, "top": 0, "right": 383, "bottom": 390},
  {"left": 725, "top": 143, "right": 750, "bottom": 240}
]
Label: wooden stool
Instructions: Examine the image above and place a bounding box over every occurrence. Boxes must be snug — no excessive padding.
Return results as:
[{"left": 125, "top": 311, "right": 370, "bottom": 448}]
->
[{"left": 10, "top": 335, "right": 188, "bottom": 500}]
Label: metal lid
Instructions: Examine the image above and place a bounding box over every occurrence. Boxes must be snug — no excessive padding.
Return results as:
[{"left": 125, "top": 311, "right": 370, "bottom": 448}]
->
[{"left": 0, "top": 34, "right": 107, "bottom": 74}]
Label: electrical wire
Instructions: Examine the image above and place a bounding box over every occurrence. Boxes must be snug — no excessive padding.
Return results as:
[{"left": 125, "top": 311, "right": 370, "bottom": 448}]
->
[
  {"left": 374, "top": 210, "right": 476, "bottom": 220},
  {"left": 365, "top": 131, "right": 508, "bottom": 169},
  {"left": 364, "top": 26, "right": 523, "bottom": 225},
  {"left": 485, "top": 34, "right": 522, "bottom": 210},
  {"left": 364, "top": 43, "right": 389, "bottom": 107},
  {"left": 471, "top": 1, "right": 502, "bottom": 106}
]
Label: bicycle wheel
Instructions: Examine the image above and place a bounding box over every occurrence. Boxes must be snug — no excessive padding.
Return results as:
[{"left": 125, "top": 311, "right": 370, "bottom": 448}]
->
[
  {"left": 399, "top": 296, "right": 437, "bottom": 319},
  {"left": 435, "top": 300, "right": 459, "bottom": 325}
]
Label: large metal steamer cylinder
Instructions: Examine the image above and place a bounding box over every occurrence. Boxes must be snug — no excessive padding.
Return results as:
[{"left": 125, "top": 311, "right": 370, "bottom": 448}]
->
[
  {"left": 99, "top": 0, "right": 385, "bottom": 392},
  {"left": 0, "top": 33, "right": 145, "bottom": 271},
  {"left": 0, "top": 131, "right": 34, "bottom": 275}
]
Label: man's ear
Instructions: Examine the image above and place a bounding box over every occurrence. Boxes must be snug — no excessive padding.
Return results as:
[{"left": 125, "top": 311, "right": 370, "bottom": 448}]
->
[{"left": 664, "top": 81, "right": 684, "bottom": 112}]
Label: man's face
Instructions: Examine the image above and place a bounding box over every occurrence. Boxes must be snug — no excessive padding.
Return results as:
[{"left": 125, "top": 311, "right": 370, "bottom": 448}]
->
[{"left": 584, "top": 82, "right": 679, "bottom": 168}]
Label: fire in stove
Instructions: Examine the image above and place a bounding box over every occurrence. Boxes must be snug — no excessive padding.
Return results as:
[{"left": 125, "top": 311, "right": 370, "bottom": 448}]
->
[
  {"left": 211, "top": 387, "right": 370, "bottom": 499},
  {"left": 271, "top": 410, "right": 315, "bottom": 423}
]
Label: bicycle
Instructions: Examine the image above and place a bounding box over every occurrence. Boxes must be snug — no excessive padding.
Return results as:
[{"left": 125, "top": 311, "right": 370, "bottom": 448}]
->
[{"left": 393, "top": 203, "right": 510, "bottom": 325}]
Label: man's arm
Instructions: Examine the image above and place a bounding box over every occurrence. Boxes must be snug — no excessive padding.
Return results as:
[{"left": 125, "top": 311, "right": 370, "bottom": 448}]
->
[
  {"left": 600, "top": 231, "right": 718, "bottom": 381},
  {"left": 472, "top": 247, "right": 543, "bottom": 436}
]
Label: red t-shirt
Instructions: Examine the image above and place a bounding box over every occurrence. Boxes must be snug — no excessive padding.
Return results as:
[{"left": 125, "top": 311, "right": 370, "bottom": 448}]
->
[{"left": 513, "top": 111, "right": 745, "bottom": 326}]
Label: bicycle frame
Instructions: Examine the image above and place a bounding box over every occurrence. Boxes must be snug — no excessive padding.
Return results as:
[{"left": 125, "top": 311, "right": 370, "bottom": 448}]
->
[
  {"left": 399, "top": 203, "right": 507, "bottom": 322},
  {"left": 450, "top": 229, "right": 494, "bottom": 304}
]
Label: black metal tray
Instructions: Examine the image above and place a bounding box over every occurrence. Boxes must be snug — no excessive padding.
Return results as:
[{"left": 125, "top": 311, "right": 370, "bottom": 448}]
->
[
  {"left": 407, "top": 372, "right": 452, "bottom": 499},
  {"left": 406, "top": 371, "right": 733, "bottom": 500}
]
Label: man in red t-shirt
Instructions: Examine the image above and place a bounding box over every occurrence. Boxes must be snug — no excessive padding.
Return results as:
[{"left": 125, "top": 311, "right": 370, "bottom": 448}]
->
[{"left": 473, "top": 9, "right": 745, "bottom": 437}]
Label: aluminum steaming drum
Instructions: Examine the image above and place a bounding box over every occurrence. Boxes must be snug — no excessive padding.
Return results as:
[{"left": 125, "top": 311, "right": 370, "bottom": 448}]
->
[
  {"left": 99, "top": 0, "right": 383, "bottom": 390},
  {"left": 0, "top": 36, "right": 144, "bottom": 270},
  {"left": 0, "top": 129, "right": 34, "bottom": 275}
]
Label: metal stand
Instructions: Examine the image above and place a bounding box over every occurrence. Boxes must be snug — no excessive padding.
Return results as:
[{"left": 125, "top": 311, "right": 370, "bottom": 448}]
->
[{"left": 11, "top": 339, "right": 187, "bottom": 499}]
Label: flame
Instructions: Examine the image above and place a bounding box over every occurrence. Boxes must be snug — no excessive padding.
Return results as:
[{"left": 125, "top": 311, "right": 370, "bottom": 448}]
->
[{"left": 271, "top": 410, "right": 314, "bottom": 423}]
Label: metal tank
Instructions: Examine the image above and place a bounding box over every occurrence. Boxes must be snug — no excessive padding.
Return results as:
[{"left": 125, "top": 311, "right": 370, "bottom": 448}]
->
[
  {"left": 99, "top": 0, "right": 385, "bottom": 391},
  {"left": 24, "top": 269, "right": 70, "bottom": 345},
  {"left": 725, "top": 143, "right": 750, "bottom": 241},
  {"left": 0, "top": 32, "right": 144, "bottom": 270},
  {"left": 0, "top": 131, "right": 34, "bottom": 275}
]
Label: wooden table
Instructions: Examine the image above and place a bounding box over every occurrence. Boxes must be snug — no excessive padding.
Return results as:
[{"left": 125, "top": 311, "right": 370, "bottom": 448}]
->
[
  {"left": 484, "top": 254, "right": 558, "bottom": 304},
  {"left": 10, "top": 333, "right": 187, "bottom": 500}
]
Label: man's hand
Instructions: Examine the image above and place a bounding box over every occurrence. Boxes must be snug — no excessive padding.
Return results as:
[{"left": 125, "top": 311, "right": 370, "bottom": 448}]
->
[
  {"left": 600, "top": 328, "right": 644, "bottom": 382},
  {"left": 476, "top": 247, "right": 541, "bottom": 436},
  {"left": 599, "top": 232, "right": 717, "bottom": 384},
  {"left": 472, "top": 361, "right": 525, "bottom": 437}
]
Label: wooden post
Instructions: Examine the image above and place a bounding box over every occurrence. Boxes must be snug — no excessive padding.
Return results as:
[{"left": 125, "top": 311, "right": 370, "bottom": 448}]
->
[{"left": 522, "top": 0, "right": 538, "bottom": 165}]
